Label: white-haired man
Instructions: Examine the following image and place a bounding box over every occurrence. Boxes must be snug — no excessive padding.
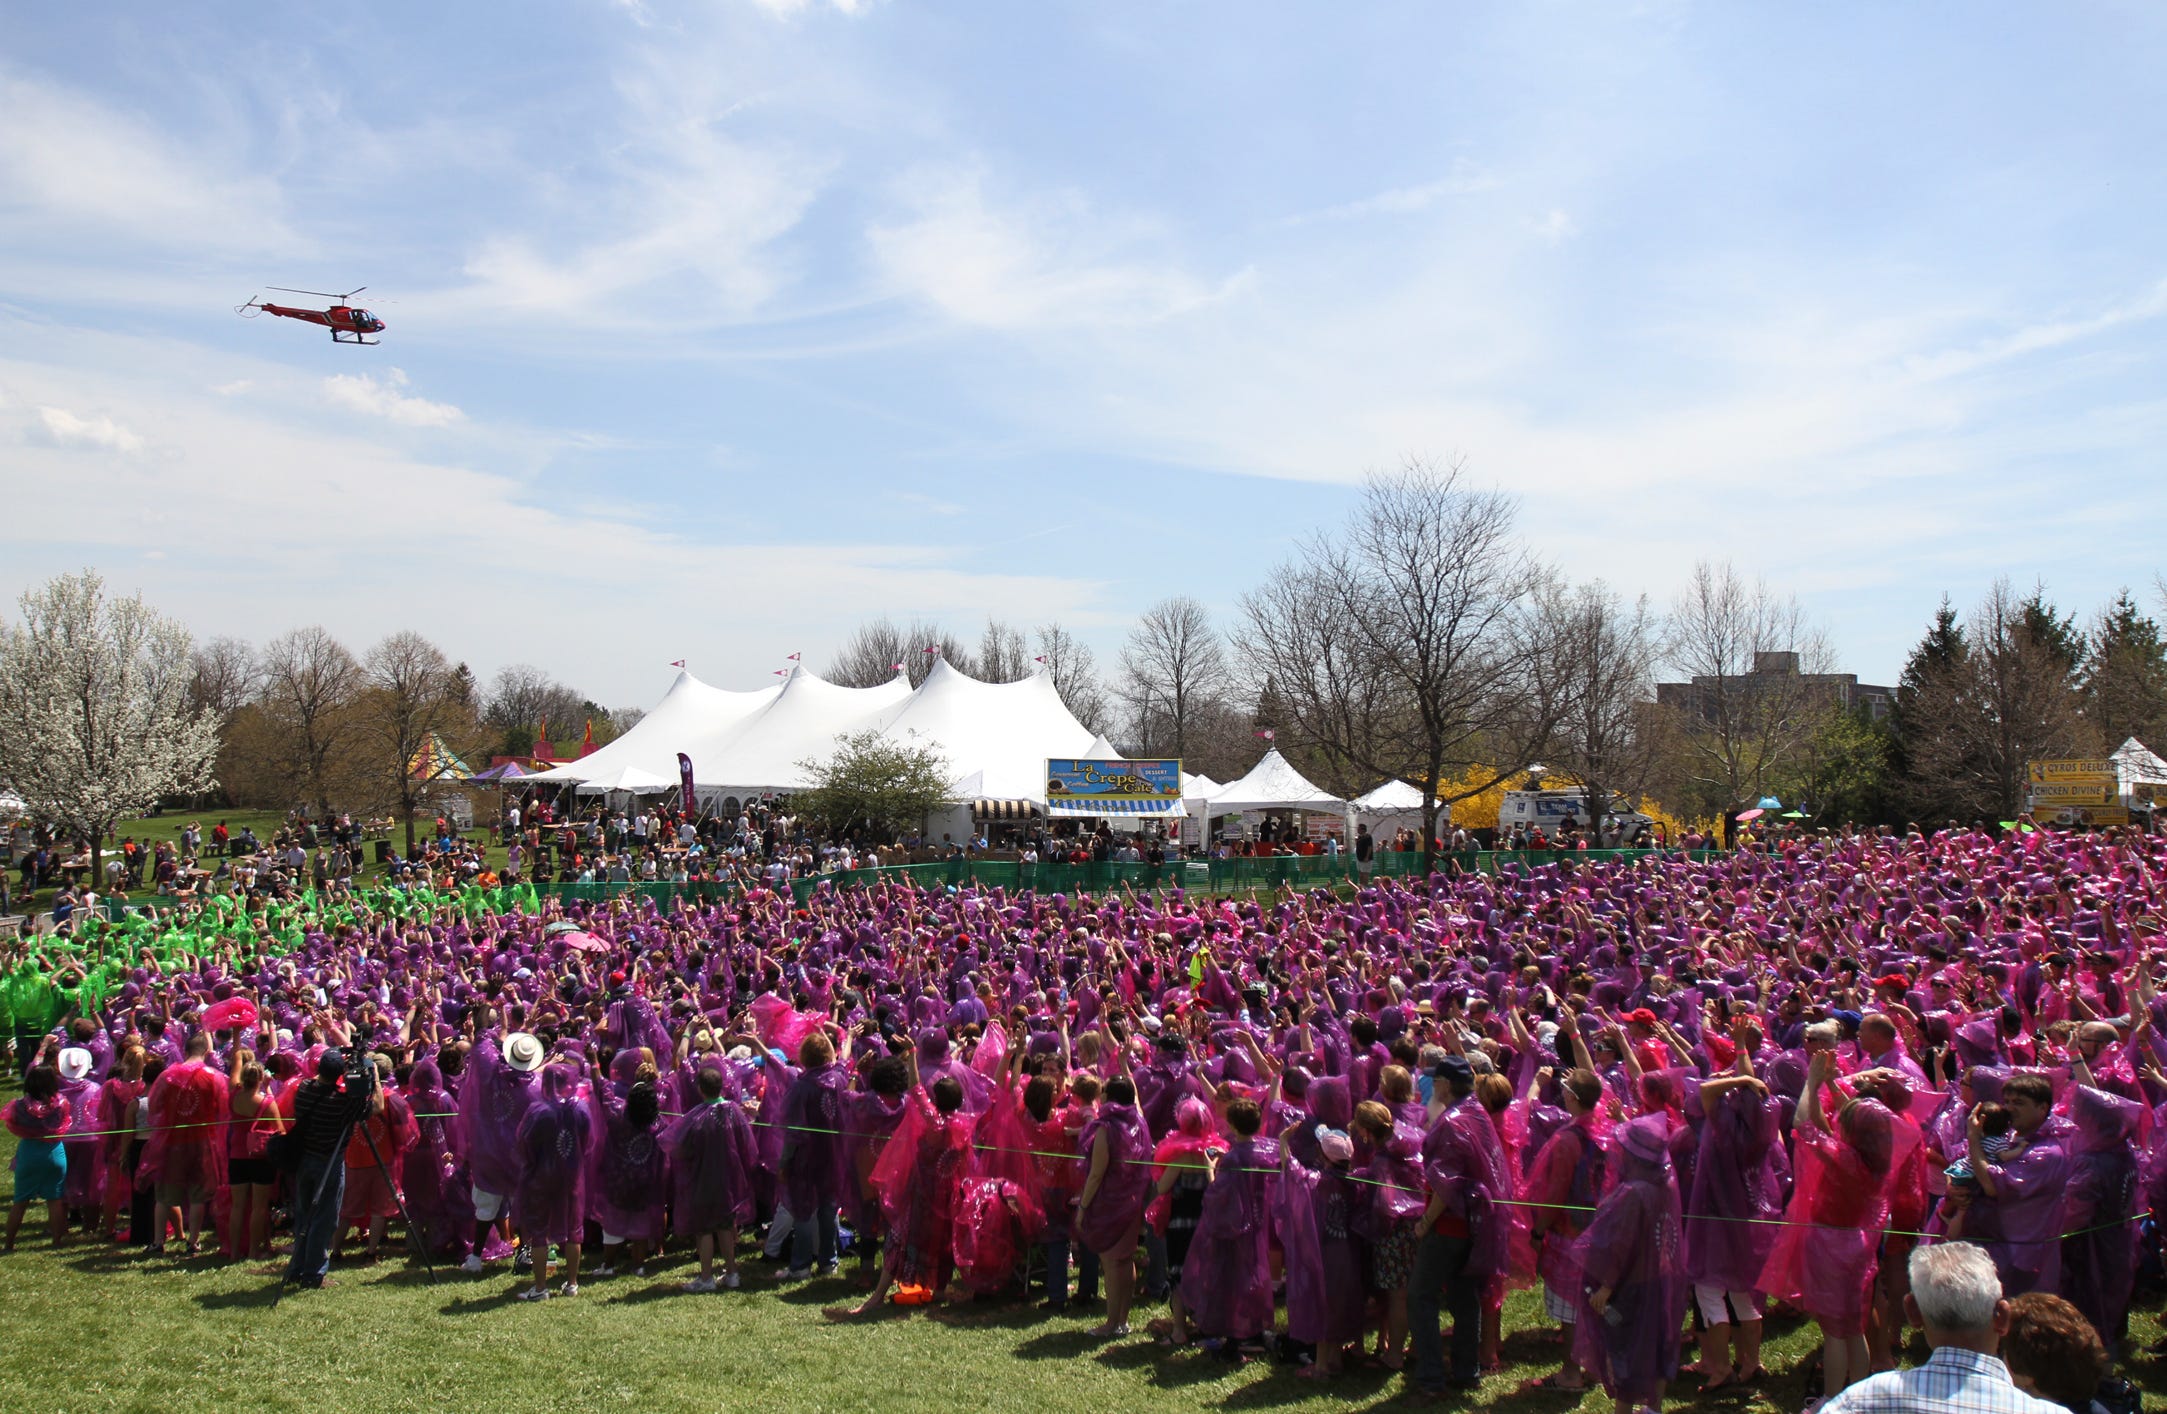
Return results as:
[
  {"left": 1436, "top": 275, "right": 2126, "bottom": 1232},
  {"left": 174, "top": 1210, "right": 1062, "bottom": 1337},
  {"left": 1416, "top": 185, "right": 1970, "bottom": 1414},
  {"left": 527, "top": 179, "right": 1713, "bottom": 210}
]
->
[{"left": 1821, "top": 1241, "right": 2063, "bottom": 1413}]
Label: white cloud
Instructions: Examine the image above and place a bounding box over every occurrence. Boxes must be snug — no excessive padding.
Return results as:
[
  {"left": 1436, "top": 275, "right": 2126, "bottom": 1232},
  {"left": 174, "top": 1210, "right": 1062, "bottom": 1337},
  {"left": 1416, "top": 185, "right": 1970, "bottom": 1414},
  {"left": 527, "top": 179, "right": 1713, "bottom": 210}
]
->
[
  {"left": 0, "top": 70, "right": 300, "bottom": 257},
  {"left": 744, "top": 0, "right": 877, "bottom": 15},
  {"left": 442, "top": 58, "right": 831, "bottom": 332},
  {"left": 321, "top": 368, "right": 465, "bottom": 427},
  {"left": 1530, "top": 208, "right": 1578, "bottom": 244},
  {"left": 1276, "top": 162, "right": 1502, "bottom": 225},
  {"left": 889, "top": 490, "right": 963, "bottom": 516},
  {"left": 0, "top": 324, "right": 1109, "bottom": 695},
  {"left": 33, "top": 405, "right": 144, "bottom": 454},
  {"left": 870, "top": 166, "right": 1239, "bottom": 329},
  {"left": 213, "top": 380, "right": 254, "bottom": 397}
]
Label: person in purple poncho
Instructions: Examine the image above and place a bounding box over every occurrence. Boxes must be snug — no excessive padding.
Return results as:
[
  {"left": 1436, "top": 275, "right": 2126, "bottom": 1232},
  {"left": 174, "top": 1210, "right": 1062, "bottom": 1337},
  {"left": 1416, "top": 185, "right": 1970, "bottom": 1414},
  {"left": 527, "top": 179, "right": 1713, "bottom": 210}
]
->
[
  {"left": 1074, "top": 1073, "right": 1153, "bottom": 1339},
  {"left": 1684, "top": 1064, "right": 1783, "bottom": 1390},
  {"left": 1964, "top": 1071, "right": 2070, "bottom": 1297},
  {"left": 1572, "top": 1114, "right": 1689, "bottom": 1414},
  {"left": 1408, "top": 1054, "right": 1510, "bottom": 1398},
  {"left": 1277, "top": 1117, "right": 1367, "bottom": 1377},
  {"left": 2055, "top": 1082, "right": 2142, "bottom": 1354},
  {"left": 1173, "top": 1096, "right": 1275, "bottom": 1354},
  {"left": 399, "top": 1056, "right": 468, "bottom": 1261},
  {"left": 778, "top": 1028, "right": 851, "bottom": 1279},
  {"left": 586, "top": 1073, "right": 666, "bottom": 1278},
  {"left": 459, "top": 1022, "right": 543, "bottom": 1275},
  {"left": 511, "top": 1060, "right": 592, "bottom": 1300},
  {"left": 668, "top": 1063, "right": 759, "bottom": 1292}
]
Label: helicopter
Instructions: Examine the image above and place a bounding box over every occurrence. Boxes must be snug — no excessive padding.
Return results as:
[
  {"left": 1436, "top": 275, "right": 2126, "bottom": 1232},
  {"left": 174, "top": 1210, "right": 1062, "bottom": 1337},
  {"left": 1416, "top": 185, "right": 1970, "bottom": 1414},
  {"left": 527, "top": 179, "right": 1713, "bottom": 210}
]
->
[{"left": 236, "top": 286, "right": 386, "bottom": 345}]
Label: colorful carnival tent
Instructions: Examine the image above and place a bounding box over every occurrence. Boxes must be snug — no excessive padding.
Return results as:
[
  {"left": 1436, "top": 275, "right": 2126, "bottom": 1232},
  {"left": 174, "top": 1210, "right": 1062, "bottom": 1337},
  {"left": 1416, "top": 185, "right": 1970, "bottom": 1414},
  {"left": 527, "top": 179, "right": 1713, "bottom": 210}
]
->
[{"left": 406, "top": 733, "right": 474, "bottom": 782}]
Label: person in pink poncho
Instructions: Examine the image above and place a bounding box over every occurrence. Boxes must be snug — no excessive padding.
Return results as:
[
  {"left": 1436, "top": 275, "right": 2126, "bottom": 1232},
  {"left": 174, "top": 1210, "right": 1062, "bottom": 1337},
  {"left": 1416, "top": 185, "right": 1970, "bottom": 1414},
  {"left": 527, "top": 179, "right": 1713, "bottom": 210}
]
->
[
  {"left": 139, "top": 1031, "right": 229, "bottom": 1256},
  {"left": 845, "top": 1044, "right": 973, "bottom": 1315},
  {"left": 1758, "top": 1050, "right": 1900, "bottom": 1403}
]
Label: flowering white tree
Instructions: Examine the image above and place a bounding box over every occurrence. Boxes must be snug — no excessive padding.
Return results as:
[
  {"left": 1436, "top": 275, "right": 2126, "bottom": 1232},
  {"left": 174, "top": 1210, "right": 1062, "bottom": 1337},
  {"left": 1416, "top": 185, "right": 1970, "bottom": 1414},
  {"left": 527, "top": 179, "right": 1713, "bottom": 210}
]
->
[{"left": 0, "top": 570, "right": 220, "bottom": 884}]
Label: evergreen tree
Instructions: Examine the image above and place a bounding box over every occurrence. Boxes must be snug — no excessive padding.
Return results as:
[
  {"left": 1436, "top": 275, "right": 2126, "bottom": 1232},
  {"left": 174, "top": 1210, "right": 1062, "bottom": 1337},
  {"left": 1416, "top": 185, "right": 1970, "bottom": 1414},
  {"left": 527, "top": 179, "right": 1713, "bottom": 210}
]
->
[
  {"left": 2081, "top": 589, "right": 2167, "bottom": 748},
  {"left": 1890, "top": 596, "right": 1972, "bottom": 823},
  {"left": 2017, "top": 583, "right": 2085, "bottom": 679}
]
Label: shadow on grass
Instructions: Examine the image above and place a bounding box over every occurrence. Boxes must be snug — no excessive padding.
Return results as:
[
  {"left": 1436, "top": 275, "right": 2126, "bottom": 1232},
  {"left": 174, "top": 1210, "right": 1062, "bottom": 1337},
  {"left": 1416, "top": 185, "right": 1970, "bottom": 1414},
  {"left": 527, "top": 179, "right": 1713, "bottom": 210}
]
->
[
  {"left": 194, "top": 1283, "right": 284, "bottom": 1311},
  {"left": 437, "top": 1286, "right": 535, "bottom": 1316},
  {"left": 1012, "top": 1327, "right": 1108, "bottom": 1361}
]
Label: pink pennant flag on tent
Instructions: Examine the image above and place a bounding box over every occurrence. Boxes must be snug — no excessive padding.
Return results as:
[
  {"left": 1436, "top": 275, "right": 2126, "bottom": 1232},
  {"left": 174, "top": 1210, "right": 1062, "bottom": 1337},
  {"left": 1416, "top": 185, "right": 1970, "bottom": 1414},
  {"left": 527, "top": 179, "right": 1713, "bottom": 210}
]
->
[{"left": 669, "top": 659, "right": 686, "bottom": 668}]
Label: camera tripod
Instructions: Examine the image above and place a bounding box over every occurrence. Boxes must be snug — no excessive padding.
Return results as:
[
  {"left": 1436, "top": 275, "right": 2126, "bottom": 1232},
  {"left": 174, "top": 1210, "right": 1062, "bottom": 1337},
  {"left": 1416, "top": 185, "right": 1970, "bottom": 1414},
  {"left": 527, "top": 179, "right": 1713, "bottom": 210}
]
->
[{"left": 271, "top": 1085, "right": 437, "bottom": 1307}]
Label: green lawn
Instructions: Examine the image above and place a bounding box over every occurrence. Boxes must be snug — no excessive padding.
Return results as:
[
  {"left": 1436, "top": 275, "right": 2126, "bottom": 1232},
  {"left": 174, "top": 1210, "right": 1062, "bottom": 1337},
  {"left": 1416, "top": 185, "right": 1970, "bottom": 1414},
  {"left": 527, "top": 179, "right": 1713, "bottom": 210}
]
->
[{"left": 12, "top": 1127, "right": 2153, "bottom": 1414}]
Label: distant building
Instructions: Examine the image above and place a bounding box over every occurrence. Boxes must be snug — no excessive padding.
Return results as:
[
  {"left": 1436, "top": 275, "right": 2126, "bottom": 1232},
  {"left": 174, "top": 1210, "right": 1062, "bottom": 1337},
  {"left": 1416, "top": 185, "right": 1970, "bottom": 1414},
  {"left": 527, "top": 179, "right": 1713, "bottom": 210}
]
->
[{"left": 1656, "top": 651, "right": 1893, "bottom": 723}]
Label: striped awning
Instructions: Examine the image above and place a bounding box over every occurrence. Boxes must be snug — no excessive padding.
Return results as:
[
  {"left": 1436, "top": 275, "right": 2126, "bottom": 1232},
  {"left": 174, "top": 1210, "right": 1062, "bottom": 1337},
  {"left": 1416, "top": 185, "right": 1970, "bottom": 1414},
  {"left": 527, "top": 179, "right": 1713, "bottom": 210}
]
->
[
  {"left": 973, "top": 798, "right": 1042, "bottom": 820},
  {"left": 1046, "top": 798, "right": 1187, "bottom": 817}
]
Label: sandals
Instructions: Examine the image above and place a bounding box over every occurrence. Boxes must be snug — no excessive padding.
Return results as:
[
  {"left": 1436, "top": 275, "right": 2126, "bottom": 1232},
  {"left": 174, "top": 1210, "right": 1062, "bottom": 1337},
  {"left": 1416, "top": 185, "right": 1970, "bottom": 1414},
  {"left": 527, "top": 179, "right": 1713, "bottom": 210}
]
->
[{"left": 1529, "top": 1374, "right": 1587, "bottom": 1392}]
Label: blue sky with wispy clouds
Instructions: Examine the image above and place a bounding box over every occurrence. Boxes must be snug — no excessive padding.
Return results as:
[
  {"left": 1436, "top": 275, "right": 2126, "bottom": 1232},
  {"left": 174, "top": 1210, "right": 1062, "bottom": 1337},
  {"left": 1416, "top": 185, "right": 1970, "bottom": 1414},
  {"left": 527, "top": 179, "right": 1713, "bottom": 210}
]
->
[{"left": 2, "top": 1, "right": 2162, "bottom": 705}]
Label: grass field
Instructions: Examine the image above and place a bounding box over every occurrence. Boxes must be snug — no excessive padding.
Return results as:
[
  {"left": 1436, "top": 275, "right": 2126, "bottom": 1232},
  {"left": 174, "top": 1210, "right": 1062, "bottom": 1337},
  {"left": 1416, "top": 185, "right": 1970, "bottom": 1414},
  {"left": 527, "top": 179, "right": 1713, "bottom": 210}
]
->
[{"left": 11, "top": 1117, "right": 2162, "bottom": 1414}]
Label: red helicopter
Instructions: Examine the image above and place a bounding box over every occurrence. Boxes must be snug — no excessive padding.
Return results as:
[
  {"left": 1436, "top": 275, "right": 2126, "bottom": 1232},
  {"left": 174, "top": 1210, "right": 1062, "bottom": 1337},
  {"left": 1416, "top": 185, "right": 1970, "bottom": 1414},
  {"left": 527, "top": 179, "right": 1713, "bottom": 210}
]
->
[{"left": 236, "top": 286, "right": 386, "bottom": 345}]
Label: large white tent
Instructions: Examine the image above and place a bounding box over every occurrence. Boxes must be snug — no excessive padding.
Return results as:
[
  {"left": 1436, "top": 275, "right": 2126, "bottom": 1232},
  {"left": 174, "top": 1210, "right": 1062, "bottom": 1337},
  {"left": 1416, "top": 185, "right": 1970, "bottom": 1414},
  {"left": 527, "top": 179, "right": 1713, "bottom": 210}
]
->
[
  {"left": 574, "top": 764, "right": 674, "bottom": 795},
  {"left": 526, "top": 658, "right": 1100, "bottom": 811},
  {"left": 699, "top": 668, "right": 916, "bottom": 797},
  {"left": 522, "top": 670, "right": 780, "bottom": 785}
]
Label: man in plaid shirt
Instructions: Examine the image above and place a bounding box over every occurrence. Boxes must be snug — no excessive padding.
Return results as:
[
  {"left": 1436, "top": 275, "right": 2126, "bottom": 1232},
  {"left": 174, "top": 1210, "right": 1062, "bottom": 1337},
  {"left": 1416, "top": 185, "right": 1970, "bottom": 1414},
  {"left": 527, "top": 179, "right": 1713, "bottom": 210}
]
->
[{"left": 1822, "top": 1242, "right": 2063, "bottom": 1414}]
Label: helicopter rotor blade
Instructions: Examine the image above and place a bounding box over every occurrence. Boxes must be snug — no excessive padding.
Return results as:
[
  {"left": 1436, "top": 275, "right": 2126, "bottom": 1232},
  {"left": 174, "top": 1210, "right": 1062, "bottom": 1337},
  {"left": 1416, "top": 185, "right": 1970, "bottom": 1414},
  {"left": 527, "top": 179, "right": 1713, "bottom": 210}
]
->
[
  {"left": 341, "top": 287, "right": 367, "bottom": 301},
  {"left": 267, "top": 286, "right": 342, "bottom": 300}
]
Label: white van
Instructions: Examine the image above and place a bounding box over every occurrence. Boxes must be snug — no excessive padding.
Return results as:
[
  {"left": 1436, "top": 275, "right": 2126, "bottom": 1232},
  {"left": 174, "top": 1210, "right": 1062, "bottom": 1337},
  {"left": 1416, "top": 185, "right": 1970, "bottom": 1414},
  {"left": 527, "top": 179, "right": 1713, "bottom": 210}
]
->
[{"left": 1496, "top": 789, "right": 1653, "bottom": 841}]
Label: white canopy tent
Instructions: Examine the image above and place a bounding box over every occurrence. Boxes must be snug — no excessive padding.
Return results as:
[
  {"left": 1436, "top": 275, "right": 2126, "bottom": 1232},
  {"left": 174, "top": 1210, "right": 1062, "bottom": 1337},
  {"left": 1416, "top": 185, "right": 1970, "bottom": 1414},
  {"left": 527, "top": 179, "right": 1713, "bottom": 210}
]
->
[
  {"left": 2112, "top": 737, "right": 2167, "bottom": 793},
  {"left": 1351, "top": 779, "right": 1448, "bottom": 839},
  {"left": 1204, "top": 749, "right": 1349, "bottom": 839}
]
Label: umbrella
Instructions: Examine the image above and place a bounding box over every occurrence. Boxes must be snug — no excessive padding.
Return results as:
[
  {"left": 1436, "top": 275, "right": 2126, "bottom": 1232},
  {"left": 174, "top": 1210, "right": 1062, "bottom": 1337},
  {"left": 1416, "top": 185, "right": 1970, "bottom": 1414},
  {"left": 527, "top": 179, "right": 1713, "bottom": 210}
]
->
[
  {"left": 1736, "top": 808, "right": 1765, "bottom": 821},
  {"left": 545, "top": 921, "right": 582, "bottom": 935},
  {"left": 1756, "top": 796, "right": 1783, "bottom": 810},
  {"left": 561, "top": 931, "right": 608, "bottom": 954},
  {"left": 1781, "top": 810, "right": 1807, "bottom": 819},
  {"left": 202, "top": 996, "right": 259, "bottom": 1033}
]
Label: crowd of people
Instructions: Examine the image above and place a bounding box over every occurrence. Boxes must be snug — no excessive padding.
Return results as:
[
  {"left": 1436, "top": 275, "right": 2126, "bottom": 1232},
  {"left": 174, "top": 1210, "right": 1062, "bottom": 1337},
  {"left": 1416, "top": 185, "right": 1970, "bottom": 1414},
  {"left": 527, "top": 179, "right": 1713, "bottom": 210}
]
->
[{"left": 4, "top": 822, "right": 2164, "bottom": 1413}]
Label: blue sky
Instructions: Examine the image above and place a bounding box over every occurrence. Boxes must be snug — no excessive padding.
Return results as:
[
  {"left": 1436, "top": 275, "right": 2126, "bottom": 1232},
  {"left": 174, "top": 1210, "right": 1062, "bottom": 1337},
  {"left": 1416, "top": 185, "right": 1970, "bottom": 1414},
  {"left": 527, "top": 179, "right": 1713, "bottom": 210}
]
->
[{"left": 3, "top": 2, "right": 2163, "bottom": 706}]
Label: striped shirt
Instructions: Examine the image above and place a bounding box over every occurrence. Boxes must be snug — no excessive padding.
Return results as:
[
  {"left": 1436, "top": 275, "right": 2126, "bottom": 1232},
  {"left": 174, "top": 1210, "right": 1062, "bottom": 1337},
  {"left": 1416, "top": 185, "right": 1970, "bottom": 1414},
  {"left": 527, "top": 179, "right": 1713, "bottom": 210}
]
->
[{"left": 1821, "top": 1346, "right": 2066, "bottom": 1414}]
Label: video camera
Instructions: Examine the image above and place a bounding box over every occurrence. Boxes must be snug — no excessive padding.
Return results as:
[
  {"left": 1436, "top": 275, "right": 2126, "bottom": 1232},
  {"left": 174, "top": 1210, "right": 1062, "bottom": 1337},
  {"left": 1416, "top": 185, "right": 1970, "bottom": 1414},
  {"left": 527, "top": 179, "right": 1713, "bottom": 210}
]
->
[{"left": 340, "top": 1048, "right": 380, "bottom": 1099}]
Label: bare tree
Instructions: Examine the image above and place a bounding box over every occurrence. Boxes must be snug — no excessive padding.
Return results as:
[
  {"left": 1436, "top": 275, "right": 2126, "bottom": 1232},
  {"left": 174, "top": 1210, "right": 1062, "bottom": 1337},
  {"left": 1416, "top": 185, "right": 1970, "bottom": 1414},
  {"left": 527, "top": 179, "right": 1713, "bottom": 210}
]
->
[
  {"left": 1658, "top": 561, "right": 1836, "bottom": 821},
  {"left": 1239, "top": 458, "right": 1567, "bottom": 868},
  {"left": 608, "top": 705, "right": 647, "bottom": 737},
  {"left": 1035, "top": 621, "right": 1112, "bottom": 734},
  {"left": 1117, "top": 597, "right": 1231, "bottom": 759},
  {"left": 827, "top": 618, "right": 974, "bottom": 687},
  {"left": 975, "top": 618, "right": 1033, "bottom": 683},
  {"left": 188, "top": 637, "right": 260, "bottom": 721},
  {"left": 1538, "top": 578, "right": 1668, "bottom": 841},
  {"left": 256, "top": 626, "right": 365, "bottom": 815},
  {"left": 356, "top": 631, "right": 473, "bottom": 856},
  {"left": 484, "top": 663, "right": 594, "bottom": 755}
]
